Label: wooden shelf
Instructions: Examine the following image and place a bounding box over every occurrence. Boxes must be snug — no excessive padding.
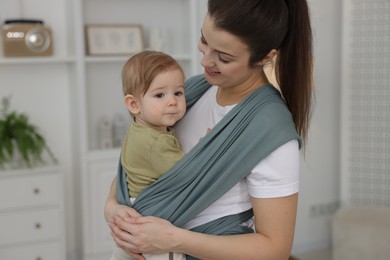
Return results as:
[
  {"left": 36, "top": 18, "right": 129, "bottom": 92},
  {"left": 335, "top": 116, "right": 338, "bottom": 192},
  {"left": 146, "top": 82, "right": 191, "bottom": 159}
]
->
[{"left": 0, "top": 57, "right": 76, "bottom": 65}]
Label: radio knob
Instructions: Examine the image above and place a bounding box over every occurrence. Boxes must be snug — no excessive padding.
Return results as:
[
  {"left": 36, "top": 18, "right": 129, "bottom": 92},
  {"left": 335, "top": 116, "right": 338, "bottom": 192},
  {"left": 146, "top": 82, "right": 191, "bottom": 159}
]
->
[
  {"left": 25, "top": 28, "right": 51, "bottom": 52},
  {"left": 28, "top": 32, "right": 45, "bottom": 47}
]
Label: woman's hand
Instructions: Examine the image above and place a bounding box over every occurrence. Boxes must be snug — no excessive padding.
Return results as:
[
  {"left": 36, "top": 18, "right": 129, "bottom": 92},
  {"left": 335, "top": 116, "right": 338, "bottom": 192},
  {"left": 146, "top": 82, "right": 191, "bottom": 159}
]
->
[
  {"left": 104, "top": 201, "right": 141, "bottom": 223},
  {"left": 104, "top": 177, "right": 142, "bottom": 223},
  {"left": 111, "top": 215, "right": 181, "bottom": 255},
  {"left": 105, "top": 177, "right": 145, "bottom": 259}
]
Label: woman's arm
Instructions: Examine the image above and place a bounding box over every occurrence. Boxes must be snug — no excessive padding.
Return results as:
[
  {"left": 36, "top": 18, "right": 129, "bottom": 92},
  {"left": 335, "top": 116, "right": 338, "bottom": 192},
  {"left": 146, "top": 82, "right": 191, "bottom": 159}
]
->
[
  {"left": 112, "top": 193, "right": 298, "bottom": 260},
  {"left": 105, "top": 177, "right": 143, "bottom": 222},
  {"left": 105, "top": 177, "right": 146, "bottom": 260},
  {"left": 104, "top": 177, "right": 141, "bottom": 222}
]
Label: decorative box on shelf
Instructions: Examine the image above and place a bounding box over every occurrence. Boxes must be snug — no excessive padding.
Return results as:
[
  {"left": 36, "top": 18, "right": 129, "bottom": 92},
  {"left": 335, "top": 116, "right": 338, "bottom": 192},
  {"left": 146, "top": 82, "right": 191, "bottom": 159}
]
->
[{"left": 0, "top": 166, "right": 66, "bottom": 260}]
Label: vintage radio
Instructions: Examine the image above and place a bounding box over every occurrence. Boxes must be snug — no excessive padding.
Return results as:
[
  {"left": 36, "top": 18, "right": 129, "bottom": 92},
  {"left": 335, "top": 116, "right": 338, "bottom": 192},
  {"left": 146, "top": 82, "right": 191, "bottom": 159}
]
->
[{"left": 2, "top": 19, "right": 53, "bottom": 57}]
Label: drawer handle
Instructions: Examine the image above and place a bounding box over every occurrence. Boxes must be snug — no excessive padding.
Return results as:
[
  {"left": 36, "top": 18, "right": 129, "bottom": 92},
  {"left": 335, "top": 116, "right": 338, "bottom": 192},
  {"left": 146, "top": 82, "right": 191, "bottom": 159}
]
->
[
  {"left": 36, "top": 257, "right": 42, "bottom": 260},
  {"left": 33, "top": 188, "right": 40, "bottom": 194},
  {"left": 35, "top": 223, "right": 42, "bottom": 229}
]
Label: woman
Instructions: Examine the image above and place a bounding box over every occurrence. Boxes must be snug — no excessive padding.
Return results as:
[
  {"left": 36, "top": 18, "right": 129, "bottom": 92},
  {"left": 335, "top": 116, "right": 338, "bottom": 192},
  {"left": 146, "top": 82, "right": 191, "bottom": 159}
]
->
[{"left": 105, "top": 0, "right": 313, "bottom": 259}]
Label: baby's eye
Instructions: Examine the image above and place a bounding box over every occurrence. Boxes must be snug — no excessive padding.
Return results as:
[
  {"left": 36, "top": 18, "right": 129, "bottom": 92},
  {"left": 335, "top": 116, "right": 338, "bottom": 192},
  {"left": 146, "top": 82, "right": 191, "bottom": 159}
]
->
[
  {"left": 155, "top": 93, "right": 164, "bottom": 98},
  {"left": 175, "top": 91, "right": 184, "bottom": 96}
]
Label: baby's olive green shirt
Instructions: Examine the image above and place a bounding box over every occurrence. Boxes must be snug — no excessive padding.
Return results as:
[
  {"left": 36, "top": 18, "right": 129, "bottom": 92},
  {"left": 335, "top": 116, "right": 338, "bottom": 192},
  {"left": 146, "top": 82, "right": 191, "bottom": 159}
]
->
[{"left": 121, "top": 122, "right": 185, "bottom": 198}]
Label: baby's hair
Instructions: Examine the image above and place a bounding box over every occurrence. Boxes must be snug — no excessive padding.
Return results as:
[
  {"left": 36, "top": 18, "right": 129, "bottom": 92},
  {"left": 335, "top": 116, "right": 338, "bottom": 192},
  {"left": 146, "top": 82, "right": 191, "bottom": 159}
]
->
[{"left": 122, "top": 50, "right": 184, "bottom": 97}]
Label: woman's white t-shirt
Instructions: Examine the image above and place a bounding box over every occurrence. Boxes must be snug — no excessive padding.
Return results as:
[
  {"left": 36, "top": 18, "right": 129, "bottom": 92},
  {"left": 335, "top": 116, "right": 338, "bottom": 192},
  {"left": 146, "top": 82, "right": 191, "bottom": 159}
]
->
[{"left": 175, "top": 86, "right": 300, "bottom": 229}]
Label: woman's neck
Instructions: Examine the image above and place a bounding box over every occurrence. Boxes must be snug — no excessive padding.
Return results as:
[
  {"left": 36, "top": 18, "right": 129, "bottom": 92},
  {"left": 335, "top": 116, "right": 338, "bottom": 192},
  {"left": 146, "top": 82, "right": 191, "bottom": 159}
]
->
[{"left": 216, "top": 71, "right": 269, "bottom": 106}]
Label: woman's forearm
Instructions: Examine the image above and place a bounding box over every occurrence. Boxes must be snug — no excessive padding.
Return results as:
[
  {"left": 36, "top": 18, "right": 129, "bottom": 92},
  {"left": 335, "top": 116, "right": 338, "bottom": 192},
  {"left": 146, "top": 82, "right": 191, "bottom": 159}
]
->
[
  {"left": 173, "top": 195, "right": 297, "bottom": 260},
  {"left": 174, "top": 229, "right": 289, "bottom": 260},
  {"left": 104, "top": 177, "right": 118, "bottom": 222},
  {"left": 111, "top": 184, "right": 297, "bottom": 260},
  {"left": 115, "top": 212, "right": 290, "bottom": 260},
  {"left": 123, "top": 195, "right": 297, "bottom": 260}
]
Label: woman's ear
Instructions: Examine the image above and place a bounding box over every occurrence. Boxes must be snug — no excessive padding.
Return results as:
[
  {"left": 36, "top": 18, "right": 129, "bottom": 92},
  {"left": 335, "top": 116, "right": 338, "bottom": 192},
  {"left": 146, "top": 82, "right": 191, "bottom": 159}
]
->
[
  {"left": 124, "top": 94, "right": 140, "bottom": 115},
  {"left": 256, "top": 49, "right": 277, "bottom": 66}
]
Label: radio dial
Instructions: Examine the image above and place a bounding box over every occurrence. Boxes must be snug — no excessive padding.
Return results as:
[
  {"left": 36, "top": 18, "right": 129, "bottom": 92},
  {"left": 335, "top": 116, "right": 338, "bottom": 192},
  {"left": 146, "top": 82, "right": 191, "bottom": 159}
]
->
[{"left": 25, "top": 29, "right": 51, "bottom": 52}]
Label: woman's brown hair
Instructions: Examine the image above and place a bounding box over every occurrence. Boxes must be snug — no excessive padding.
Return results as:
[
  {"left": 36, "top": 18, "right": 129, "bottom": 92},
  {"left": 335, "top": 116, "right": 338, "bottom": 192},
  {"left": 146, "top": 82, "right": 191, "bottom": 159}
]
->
[{"left": 208, "top": 0, "right": 313, "bottom": 145}]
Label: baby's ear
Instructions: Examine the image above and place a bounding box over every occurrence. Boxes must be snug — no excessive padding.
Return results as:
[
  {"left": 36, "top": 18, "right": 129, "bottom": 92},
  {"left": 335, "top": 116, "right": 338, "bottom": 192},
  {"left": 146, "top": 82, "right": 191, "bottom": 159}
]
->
[{"left": 124, "top": 95, "right": 140, "bottom": 115}]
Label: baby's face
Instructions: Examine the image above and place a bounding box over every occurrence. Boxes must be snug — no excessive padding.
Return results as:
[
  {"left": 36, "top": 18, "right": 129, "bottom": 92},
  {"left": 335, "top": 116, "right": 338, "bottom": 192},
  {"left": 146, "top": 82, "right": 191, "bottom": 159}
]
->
[{"left": 136, "top": 68, "right": 186, "bottom": 132}]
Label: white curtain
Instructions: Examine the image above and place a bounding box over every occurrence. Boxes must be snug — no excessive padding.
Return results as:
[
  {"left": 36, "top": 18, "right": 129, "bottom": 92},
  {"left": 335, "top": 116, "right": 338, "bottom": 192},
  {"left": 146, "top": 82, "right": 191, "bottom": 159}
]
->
[{"left": 340, "top": 0, "right": 390, "bottom": 207}]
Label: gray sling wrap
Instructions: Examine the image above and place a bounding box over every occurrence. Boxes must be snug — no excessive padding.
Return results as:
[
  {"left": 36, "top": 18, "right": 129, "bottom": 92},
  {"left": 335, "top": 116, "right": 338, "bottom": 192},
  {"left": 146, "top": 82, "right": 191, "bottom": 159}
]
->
[{"left": 116, "top": 74, "right": 300, "bottom": 236}]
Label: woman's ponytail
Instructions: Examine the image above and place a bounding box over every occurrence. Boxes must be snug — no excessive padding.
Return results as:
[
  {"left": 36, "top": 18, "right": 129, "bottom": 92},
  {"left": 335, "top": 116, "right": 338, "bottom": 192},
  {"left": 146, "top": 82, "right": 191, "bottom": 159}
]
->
[{"left": 276, "top": 0, "right": 314, "bottom": 145}]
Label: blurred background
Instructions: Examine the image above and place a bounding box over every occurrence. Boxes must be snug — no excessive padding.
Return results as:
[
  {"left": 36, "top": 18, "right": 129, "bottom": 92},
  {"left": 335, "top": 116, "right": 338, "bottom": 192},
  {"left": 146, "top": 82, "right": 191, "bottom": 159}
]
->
[{"left": 0, "top": 0, "right": 389, "bottom": 259}]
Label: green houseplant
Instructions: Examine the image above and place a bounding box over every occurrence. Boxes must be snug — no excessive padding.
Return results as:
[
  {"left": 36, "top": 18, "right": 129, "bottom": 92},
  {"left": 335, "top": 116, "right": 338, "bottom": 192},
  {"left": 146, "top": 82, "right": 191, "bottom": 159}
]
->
[{"left": 0, "top": 96, "right": 57, "bottom": 169}]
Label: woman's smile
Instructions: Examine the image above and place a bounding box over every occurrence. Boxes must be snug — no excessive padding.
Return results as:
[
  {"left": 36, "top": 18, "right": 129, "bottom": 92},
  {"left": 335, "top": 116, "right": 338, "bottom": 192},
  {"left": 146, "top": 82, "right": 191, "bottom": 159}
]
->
[{"left": 205, "top": 67, "right": 220, "bottom": 77}]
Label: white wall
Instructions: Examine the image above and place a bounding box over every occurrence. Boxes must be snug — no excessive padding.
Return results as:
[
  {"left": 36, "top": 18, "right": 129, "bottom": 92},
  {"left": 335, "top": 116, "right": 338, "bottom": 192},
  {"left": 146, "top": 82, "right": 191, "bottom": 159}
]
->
[{"left": 292, "top": 0, "right": 342, "bottom": 253}]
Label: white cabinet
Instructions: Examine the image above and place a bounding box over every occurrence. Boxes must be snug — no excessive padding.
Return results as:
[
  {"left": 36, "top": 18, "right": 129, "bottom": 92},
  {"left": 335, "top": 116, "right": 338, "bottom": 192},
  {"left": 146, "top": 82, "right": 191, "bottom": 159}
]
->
[
  {"left": 0, "top": 166, "right": 66, "bottom": 260},
  {"left": 81, "top": 150, "right": 119, "bottom": 260}
]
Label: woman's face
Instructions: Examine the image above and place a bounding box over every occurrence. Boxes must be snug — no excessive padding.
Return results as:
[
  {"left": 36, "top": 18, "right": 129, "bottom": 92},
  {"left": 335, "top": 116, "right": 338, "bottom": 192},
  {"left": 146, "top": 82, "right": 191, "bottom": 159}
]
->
[{"left": 198, "top": 14, "right": 262, "bottom": 90}]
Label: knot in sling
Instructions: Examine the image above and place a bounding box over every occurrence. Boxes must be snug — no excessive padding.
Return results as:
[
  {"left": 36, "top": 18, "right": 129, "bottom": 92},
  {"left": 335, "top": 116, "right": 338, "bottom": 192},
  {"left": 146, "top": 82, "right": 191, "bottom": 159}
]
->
[{"left": 116, "top": 74, "right": 300, "bottom": 258}]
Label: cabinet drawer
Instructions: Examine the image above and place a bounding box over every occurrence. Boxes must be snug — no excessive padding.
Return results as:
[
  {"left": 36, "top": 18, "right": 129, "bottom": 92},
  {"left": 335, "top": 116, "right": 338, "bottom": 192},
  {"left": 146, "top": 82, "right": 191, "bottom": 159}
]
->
[
  {"left": 0, "top": 208, "right": 60, "bottom": 246},
  {"left": 0, "top": 173, "right": 60, "bottom": 211},
  {"left": 0, "top": 240, "right": 61, "bottom": 260}
]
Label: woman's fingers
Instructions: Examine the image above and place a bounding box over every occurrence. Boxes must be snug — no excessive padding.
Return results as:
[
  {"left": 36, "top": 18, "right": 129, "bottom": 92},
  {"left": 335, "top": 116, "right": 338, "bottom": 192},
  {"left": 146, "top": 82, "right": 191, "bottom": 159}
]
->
[
  {"left": 114, "top": 215, "right": 139, "bottom": 234},
  {"left": 109, "top": 221, "right": 134, "bottom": 242},
  {"left": 126, "top": 207, "right": 143, "bottom": 218},
  {"left": 110, "top": 221, "right": 146, "bottom": 259},
  {"left": 112, "top": 232, "right": 146, "bottom": 260},
  {"left": 123, "top": 215, "right": 164, "bottom": 225},
  {"left": 111, "top": 215, "right": 177, "bottom": 254}
]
